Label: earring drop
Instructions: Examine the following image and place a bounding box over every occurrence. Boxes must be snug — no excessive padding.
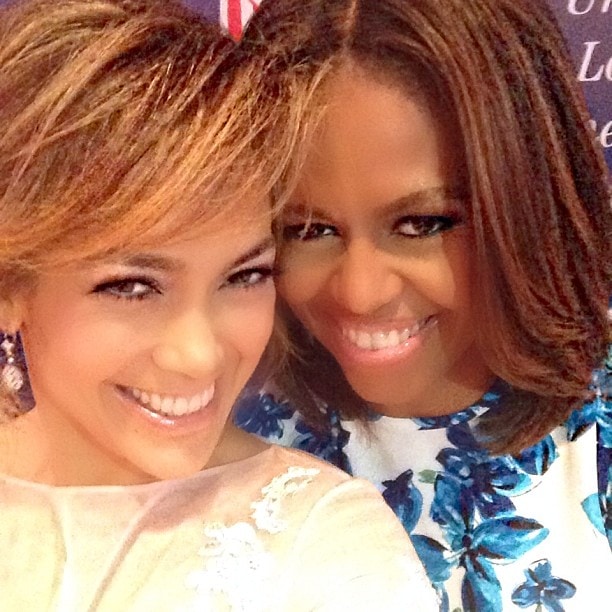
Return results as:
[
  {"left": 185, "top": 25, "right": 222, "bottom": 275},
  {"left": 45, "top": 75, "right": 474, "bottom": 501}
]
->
[{"left": 1, "top": 334, "right": 24, "bottom": 392}]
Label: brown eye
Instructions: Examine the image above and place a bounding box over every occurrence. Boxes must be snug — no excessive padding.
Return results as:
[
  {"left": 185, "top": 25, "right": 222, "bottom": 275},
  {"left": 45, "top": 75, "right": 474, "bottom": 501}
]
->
[
  {"left": 394, "top": 215, "right": 459, "bottom": 238},
  {"left": 224, "top": 266, "right": 276, "bottom": 289},
  {"left": 93, "top": 277, "right": 160, "bottom": 300},
  {"left": 282, "top": 223, "right": 338, "bottom": 241}
]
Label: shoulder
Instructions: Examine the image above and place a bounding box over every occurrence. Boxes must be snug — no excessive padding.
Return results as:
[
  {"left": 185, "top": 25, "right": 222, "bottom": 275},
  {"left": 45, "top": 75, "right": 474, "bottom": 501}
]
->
[
  {"left": 248, "top": 445, "right": 415, "bottom": 557},
  {"left": 259, "top": 450, "right": 438, "bottom": 610},
  {"left": 257, "top": 445, "right": 353, "bottom": 497}
]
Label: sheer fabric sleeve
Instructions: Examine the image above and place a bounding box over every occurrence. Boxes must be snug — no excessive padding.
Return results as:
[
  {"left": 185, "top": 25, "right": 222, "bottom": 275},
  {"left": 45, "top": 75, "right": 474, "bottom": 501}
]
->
[{"left": 277, "top": 477, "right": 439, "bottom": 611}]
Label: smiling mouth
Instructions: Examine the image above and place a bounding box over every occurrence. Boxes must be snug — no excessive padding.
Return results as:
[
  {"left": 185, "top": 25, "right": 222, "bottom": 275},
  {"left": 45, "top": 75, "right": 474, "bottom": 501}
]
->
[
  {"left": 341, "top": 315, "right": 436, "bottom": 351},
  {"left": 119, "top": 384, "right": 215, "bottom": 418}
]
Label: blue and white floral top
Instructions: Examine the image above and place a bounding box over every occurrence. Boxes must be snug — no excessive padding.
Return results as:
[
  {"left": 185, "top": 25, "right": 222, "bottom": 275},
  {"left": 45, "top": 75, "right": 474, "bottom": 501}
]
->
[{"left": 235, "top": 351, "right": 611, "bottom": 611}]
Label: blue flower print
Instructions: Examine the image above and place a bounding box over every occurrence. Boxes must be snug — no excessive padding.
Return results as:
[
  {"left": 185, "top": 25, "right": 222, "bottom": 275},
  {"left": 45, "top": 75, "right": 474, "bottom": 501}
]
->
[
  {"left": 420, "top": 478, "right": 549, "bottom": 612},
  {"left": 596, "top": 449, "right": 611, "bottom": 548},
  {"left": 382, "top": 469, "right": 423, "bottom": 533},
  {"left": 413, "top": 385, "right": 504, "bottom": 431},
  {"left": 581, "top": 492, "right": 605, "bottom": 536},
  {"left": 413, "top": 404, "right": 487, "bottom": 430},
  {"left": 511, "top": 559, "right": 576, "bottom": 611},
  {"left": 292, "top": 412, "right": 353, "bottom": 474},
  {"left": 512, "top": 434, "right": 559, "bottom": 477},
  {"left": 436, "top": 423, "right": 534, "bottom": 518},
  {"left": 566, "top": 393, "right": 611, "bottom": 446},
  {"left": 568, "top": 354, "right": 611, "bottom": 446},
  {"left": 233, "top": 392, "right": 295, "bottom": 439},
  {"left": 410, "top": 535, "right": 453, "bottom": 612}
]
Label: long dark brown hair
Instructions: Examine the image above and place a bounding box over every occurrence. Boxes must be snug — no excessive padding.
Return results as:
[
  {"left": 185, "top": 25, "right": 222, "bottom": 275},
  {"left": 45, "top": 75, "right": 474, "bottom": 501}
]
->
[{"left": 242, "top": 0, "right": 611, "bottom": 454}]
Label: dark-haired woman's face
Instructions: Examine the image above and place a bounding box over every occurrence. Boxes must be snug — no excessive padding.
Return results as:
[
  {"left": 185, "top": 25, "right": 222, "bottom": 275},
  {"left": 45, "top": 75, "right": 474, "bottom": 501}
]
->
[{"left": 279, "top": 66, "right": 492, "bottom": 417}]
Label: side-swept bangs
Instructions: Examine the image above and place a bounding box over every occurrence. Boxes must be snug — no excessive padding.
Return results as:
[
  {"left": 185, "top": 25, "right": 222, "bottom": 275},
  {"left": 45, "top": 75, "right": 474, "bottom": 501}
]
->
[{"left": 0, "top": 0, "right": 297, "bottom": 284}]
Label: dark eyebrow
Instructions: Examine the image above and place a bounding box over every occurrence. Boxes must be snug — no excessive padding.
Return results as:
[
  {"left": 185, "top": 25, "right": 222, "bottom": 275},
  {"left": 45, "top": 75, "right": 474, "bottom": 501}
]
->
[
  {"left": 103, "top": 237, "right": 275, "bottom": 273},
  {"left": 285, "top": 186, "right": 466, "bottom": 220},
  {"left": 384, "top": 187, "right": 466, "bottom": 216},
  {"left": 120, "top": 253, "right": 182, "bottom": 272}
]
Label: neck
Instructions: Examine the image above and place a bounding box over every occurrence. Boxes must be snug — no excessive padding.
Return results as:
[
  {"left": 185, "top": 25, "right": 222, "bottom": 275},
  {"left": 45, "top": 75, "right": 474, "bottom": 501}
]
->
[{"left": 0, "top": 410, "right": 156, "bottom": 486}]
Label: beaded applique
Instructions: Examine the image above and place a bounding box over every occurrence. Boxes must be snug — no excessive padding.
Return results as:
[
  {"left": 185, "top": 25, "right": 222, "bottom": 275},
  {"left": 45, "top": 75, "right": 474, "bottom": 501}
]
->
[{"left": 186, "top": 466, "right": 319, "bottom": 611}]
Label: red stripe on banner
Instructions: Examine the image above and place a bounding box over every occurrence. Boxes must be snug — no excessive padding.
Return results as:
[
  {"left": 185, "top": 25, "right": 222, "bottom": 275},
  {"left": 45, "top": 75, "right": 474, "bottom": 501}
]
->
[{"left": 227, "top": 0, "right": 242, "bottom": 40}]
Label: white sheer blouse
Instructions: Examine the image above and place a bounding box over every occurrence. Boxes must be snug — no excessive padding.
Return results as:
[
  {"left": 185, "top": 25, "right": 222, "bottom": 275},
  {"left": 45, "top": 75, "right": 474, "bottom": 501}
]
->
[{"left": 0, "top": 445, "right": 437, "bottom": 611}]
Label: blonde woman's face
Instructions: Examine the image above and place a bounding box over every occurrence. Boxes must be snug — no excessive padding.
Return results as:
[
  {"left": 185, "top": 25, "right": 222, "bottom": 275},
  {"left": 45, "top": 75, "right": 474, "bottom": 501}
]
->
[
  {"left": 14, "top": 203, "right": 276, "bottom": 485},
  {"left": 278, "top": 66, "right": 492, "bottom": 417}
]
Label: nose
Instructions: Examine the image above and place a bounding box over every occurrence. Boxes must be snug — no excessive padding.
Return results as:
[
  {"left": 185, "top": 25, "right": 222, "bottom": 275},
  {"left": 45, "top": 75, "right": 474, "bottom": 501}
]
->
[
  {"left": 151, "top": 309, "right": 223, "bottom": 380},
  {"left": 330, "top": 239, "right": 404, "bottom": 315}
]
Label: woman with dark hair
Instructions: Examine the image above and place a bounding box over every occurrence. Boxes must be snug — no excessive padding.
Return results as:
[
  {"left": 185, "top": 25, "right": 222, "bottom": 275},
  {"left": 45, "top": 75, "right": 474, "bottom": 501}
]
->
[
  {"left": 0, "top": 0, "right": 438, "bottom": 608},
  {"left": 236, "top": 0, "right": 612, "bottom": 609}
]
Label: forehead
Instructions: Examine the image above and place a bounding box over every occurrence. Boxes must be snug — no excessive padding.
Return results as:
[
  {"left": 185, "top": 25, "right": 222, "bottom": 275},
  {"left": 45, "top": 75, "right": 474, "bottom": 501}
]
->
[
  {"left": 33, "top": 190, "right": 274, "bottom": 274},
  {"left": 143, "top": 181, "right": 271, "bottom": 229},
  {"left": 293, "top": 65, "right": 456, "bottom": 211},
  {"left": 36, "top": 207, "right": 275, "bottom": 283}
]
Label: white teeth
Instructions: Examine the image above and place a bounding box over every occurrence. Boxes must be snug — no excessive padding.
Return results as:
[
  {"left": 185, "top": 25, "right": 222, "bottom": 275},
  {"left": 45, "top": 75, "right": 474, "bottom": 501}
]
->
[
  {"left": 356, "top": 331, "right": 372, "bottom": 349},
  {"left": 161, "top": 396, "right": 174, "bottom": 413},
  {"left": 188, "top": 395, "right": 201, "bottom": 412},
  {"left": 150, "top": 393, "right": 162, "bottom": 412},
  {"left": 174, "top": 397, "right": 189, "bottom": 416},
  {"left": 371, "top": 332, "right": 387, "bottom": 350},
  {"left": 399, "top": 329, "right": 412, "bottom": 343},
  {"left": 200, "top": 387, "right": 214, "bottom": 406},
  {"left": 125, "top": 384, "right": 215, "bottom": 417},
  {"left": 343, "top": 317, "right": 433, "bottom": 352}
]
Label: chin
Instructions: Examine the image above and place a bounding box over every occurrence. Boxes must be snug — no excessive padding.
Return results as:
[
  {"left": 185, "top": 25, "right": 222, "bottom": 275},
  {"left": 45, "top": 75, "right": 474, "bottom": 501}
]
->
[
  {"left": 349, "top": 384, "right": 407, "bottom": 410},
  {"left": 346, "top": 377, "right": 430, "bottom": 417},
  {"left": 128, "top": 452, "right": 211, "bottom": 484}
]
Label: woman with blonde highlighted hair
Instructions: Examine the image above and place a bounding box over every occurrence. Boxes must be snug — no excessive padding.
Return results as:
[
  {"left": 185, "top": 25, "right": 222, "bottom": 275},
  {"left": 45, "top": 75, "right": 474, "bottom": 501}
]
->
[
  {"left": 235, "top": 0, "right": 612, "bottom": 609},
  {"left": 0, "top": 0, "right": 438, "bottom": 609}
]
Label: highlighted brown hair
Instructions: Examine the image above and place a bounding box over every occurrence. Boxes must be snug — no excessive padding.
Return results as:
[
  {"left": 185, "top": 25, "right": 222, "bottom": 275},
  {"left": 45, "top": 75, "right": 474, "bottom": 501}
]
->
[
  {"left": 242, "top": 0, "right": 611, "bottom": 453},
  {"left": 0, "top": 0, "right": 312, "bottom": 413},
  {"left": 0, "top": 0, "right": 308, "bottom": 280}
]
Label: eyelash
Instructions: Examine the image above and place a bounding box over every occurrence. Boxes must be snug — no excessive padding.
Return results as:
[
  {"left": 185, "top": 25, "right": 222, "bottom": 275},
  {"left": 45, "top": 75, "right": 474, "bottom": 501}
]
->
[
  {"left": 283, "top": 223, "right": 337, "bottom": 242},
  {"left": 282, "top": 215, "right": 461, "bottom": 242},
  {"left": 93, "top": 264, "right": 277, "bottom": 303},
  {"left": 93, "top": 276, "right": 161, "bottom": 301},
  {"left": 224, "top": 265, "right": 277, "bottom": 289},
  {"left": 393, "top": 215, "right": 462, "bottom": 238}
]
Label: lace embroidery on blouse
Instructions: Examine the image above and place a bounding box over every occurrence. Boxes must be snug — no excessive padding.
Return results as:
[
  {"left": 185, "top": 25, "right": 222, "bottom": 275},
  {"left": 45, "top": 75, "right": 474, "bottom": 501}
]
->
[
  {"left": 251, "top": 465, "right": 319, "bottom": 533},
  {"left": 186, "top": 466, "right": 320, "bottom": 611}
]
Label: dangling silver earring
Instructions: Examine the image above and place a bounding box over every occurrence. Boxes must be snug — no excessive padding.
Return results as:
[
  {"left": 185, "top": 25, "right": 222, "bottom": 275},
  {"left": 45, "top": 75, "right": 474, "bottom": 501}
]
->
[{"left": 1, "top": 334, "right": 24, "bottom": 392}]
